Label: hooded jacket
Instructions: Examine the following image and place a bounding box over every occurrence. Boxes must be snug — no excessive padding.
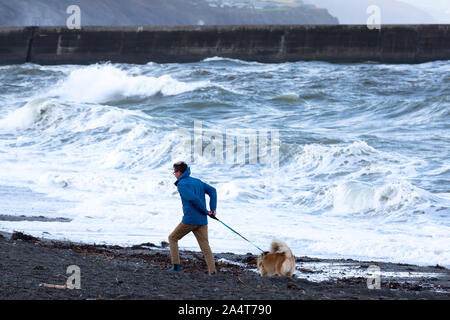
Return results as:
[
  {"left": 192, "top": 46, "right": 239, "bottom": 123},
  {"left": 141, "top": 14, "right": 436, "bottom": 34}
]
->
[{"left": 174, "top": 167, "right": 217, "bottom": 225}]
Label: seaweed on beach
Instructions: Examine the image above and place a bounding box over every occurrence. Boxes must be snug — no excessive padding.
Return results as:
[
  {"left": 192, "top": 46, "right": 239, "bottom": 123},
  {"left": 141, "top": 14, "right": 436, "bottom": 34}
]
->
[
  {"left": 11, "top": 231, "right": 39, "bottom": 242},
  {"left": 1, "top": 232, "right": 449, "bottom": 300}
]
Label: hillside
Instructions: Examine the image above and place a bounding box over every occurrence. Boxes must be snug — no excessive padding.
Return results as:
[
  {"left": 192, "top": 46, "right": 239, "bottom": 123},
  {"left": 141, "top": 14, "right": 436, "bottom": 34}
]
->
[
  {"left": 303, "top": 0, "right": 436, "bottom": 24},
  {"left": 0, "top": 0, "right": 338, "bottom": 26}
]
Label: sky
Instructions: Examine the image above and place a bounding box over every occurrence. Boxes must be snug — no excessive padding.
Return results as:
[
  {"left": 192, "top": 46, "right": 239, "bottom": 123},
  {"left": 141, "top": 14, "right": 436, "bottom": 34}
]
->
[
  {"left": 399, "top": 0, "right": 450, "bottom": 23},
  {"left": 302, "top": 0, "right": 450, "bottom": 24}
]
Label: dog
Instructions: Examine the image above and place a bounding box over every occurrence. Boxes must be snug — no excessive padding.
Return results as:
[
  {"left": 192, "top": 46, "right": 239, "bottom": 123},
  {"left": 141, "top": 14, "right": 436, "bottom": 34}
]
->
[{"left": 257, "top": 239, "right": 296, "bottom": 277}]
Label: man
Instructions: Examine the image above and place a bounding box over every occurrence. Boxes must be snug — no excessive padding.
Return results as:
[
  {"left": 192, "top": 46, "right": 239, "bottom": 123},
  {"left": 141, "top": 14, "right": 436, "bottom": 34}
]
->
[{"left": 168, "top": 161, "right": 217, "bottom": 275}]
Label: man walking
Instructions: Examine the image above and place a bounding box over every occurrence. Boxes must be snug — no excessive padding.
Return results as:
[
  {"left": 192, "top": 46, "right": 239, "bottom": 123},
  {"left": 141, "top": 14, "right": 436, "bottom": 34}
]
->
[{"left": 168, "top": 161, "right": 217, "bottom": 275}]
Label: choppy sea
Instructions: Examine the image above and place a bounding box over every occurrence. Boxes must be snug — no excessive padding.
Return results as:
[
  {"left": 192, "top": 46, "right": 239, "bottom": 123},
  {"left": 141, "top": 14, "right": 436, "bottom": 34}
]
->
[{"left": 0, "top": 57, "right": 448, "bottom": 267}]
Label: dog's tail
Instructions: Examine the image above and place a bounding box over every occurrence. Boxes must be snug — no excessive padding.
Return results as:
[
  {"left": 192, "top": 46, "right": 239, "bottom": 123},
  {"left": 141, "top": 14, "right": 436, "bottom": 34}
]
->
[{"left": 270, "top": 239, "right": 293, "bottom": 258}]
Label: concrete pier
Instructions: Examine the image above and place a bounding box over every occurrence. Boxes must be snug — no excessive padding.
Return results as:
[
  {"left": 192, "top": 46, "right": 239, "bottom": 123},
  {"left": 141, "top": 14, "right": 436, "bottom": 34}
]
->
[{"left": 0, "top": 25, "right": 449, "bottom": 65}]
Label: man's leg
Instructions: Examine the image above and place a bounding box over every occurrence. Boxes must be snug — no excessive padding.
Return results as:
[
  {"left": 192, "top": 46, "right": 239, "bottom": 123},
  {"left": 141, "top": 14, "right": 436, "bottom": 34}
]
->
[
  {"left": 193, "top": 224, "right": 216, "bottom": 274},
  {"left": 168, "top": 223, "right": 196, "bottom": 266}
]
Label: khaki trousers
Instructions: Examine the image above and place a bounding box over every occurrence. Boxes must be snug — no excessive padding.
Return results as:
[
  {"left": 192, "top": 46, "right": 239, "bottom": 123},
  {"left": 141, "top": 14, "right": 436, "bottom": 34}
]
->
[{"left": 168, "top": 222, "right": 216, "bottom": 274}]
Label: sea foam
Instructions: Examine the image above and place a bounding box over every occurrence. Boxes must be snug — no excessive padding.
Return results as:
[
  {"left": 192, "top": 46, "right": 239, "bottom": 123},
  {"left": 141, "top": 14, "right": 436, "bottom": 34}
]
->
[{"left": 49, "top": 64, "right": 209, "bottom": 103}]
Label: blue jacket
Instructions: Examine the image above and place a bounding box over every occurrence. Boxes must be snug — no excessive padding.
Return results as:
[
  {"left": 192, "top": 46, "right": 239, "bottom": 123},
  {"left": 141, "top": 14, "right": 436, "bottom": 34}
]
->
[{"left": 174, "top": 167, "right": 217, "bottom": 225}]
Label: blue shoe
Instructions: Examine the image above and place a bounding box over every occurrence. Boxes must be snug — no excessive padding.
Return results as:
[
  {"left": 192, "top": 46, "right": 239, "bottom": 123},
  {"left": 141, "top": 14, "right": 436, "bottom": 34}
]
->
[
  {"left": 209, "top": 272, "right": 217, "bottom": 276},
  {"left": 168, "top": 264, "right": 181, "bottom": 272}
]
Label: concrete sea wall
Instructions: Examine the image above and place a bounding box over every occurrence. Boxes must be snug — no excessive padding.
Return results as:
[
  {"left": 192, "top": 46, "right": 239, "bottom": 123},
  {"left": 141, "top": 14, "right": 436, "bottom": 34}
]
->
[{"left": 0, "top": 25, "right": 449, "bottom": 65}]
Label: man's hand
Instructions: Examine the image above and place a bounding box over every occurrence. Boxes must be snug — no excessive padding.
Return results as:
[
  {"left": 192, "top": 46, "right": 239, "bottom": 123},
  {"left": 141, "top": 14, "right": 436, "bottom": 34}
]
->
[{"left": 209, "top": 210, "right": 216, "bottom": 217}]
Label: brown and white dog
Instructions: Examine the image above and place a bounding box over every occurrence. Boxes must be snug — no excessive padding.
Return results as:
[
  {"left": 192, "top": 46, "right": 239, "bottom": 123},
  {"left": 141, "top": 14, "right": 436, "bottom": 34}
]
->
[{"left": 257, "top": 239, "right": 296, "bottom": 277}]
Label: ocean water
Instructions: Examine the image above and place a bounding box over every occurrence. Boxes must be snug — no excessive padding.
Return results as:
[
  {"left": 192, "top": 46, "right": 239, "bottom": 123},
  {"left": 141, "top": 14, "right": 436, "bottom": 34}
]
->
[{"left": 0, "top": 58, "right": 449, "bottom": 267}]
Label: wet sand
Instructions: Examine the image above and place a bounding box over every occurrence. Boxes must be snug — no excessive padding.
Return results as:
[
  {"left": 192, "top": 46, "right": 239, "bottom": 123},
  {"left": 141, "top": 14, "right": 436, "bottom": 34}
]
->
[{"left": 0, "top": 231, "right": 448, "bottom": 300}]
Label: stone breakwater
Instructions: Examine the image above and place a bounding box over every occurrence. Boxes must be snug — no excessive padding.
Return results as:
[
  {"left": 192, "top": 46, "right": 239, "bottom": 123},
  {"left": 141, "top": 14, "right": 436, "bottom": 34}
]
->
[{"left": 0, "top": 24, "right": 449, "bottom": 65}]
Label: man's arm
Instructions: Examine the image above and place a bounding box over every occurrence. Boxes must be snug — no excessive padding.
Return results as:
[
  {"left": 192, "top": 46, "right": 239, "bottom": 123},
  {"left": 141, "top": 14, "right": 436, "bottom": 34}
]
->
[
  {"left": 203, "top": 182, "right": 217, "bottom": 214},
  {"left": 177, "top": 183, "right": 209, "bottom": 215}
]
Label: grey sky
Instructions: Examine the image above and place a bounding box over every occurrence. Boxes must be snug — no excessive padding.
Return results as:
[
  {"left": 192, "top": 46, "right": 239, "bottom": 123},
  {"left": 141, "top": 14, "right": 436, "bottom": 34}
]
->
[
  {"left": 302, "top": 0, "right": 450, "bottom": 24},
  {"left": 398, "top": 0, "right": 450, "bottom": 23}
]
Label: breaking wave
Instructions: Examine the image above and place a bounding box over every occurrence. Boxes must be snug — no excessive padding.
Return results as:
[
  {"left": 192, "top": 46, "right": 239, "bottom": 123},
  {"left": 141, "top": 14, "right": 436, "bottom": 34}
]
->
[{"left": 49, "top": 64, "right": 210, "bottom": 103}]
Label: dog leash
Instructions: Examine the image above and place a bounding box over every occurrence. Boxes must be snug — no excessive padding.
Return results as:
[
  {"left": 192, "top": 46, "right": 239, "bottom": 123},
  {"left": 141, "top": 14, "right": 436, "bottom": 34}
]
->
[{"left": 209, "top": 214, "right": 264, "bottom": 253}]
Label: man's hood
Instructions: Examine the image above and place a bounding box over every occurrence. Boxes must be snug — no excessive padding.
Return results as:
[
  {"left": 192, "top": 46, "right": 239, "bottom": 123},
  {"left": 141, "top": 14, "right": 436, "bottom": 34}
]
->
[{"left": 174, "top": 166, "right": 191, "bottom": 186}]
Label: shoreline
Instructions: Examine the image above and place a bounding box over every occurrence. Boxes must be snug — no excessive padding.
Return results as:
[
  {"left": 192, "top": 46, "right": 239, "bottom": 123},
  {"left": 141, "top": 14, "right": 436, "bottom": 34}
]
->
[{"left": 0, "top": 231, "right": 448, "bottom": 300}]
